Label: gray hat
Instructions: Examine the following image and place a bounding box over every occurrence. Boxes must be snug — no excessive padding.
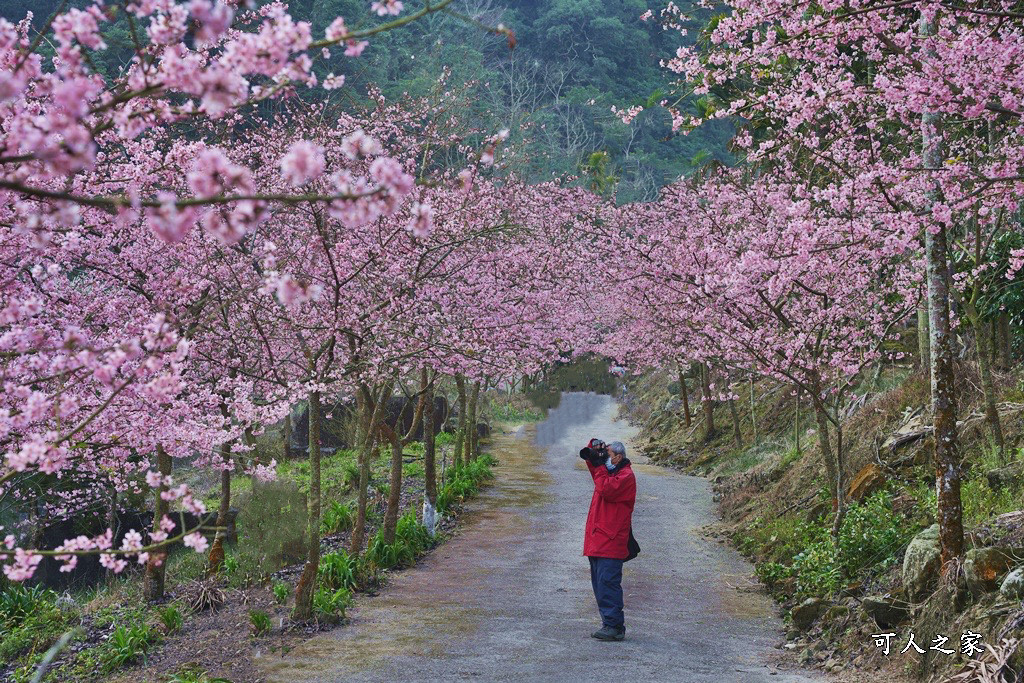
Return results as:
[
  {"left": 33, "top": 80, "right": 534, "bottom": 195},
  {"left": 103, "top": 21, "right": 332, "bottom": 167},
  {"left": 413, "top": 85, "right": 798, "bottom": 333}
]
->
[{"left": 608, "top": 441, "right": 626, "bottom": 456}]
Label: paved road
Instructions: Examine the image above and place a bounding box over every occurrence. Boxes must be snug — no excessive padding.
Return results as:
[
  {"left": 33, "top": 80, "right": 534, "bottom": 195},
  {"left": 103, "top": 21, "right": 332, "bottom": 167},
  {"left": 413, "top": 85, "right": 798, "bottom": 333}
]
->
[{"left": 258, "top": 392, "right": 823, "bottom": 683}]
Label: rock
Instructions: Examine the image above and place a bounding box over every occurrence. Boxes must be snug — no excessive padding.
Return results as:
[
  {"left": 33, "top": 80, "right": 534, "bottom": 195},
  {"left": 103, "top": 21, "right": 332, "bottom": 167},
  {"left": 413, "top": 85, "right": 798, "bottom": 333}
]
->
[
  {"left": 847, "top": 463, "right": 886, "bottom": 502},
  {"left": 861, "top": 595, "right": 909, "bottom": 628},
  {"left": 786, "top": 628, "right": 801, "bottom": 640},
  {"left": 798, "top": 647, "right": 814, "bottom": 664},
  {"left": 1000, "top": 566, "right": 1024, "bottom": 600},
  {"left": 824, "top": 605, "right": 850, "bottom": 622},
  {"left": 965, "top": 547, "right": 1020, "bottom": 598},
  {"left": 986, "top": 465, "right": 1024, "bottom": 490},
  {"left": 791, "top": 597, "right": 824, "bottom": 631},
  {"left": 902, "top": 524, "right": 941, "bottom": 600},
  {"left": 881, "top": 410, "right": 929, "bottom": 452}
]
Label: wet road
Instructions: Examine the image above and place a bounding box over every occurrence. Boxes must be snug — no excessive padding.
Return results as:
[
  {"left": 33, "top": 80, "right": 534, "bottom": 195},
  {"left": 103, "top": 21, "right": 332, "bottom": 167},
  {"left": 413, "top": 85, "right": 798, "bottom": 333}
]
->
[{"left": 258, "top": 392, "right": 823, "bottom": 683}]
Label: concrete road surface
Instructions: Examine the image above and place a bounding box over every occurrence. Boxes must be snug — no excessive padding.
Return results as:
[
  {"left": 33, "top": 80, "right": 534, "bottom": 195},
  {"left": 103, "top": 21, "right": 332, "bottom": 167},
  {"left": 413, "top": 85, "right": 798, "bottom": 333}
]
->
[{"left": 258, "top": 392, "right": 824, "bottom": 683}]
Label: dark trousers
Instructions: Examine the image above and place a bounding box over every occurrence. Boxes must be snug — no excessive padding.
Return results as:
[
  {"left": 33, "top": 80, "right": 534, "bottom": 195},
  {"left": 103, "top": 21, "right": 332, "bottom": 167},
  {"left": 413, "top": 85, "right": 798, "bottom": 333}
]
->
[{"left": 588, "top": 556, "right": 625, "bottom": 630}]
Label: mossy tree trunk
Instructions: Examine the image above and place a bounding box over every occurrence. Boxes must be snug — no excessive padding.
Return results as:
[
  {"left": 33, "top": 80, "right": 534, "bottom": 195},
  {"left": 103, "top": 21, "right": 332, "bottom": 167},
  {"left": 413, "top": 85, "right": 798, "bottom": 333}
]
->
[
  {"left": 677, "top": 364, "right": 691, "bottom": 428},
  {"left": 729, "top": 397, "right": 742, "bottom": 448},
  {"left": 467, "top": 380, "right": 481, "bottom": 462},
  {"left": 292, "top": 391, "right": 323, "bottom": 621},
  {"left": 381, "top": 422, "right": 404, "bottom": 544},
  {"left": 454, "top": 374, "right": 467, "bottom": 468},
  {"left": 424, "top": 371, "right": 437, "bottom": 506},
  {"left": 283, "top": 411, "right": 292, "bottom": 459},
  {"left": 700, "top": 363, "right": 716, "bottom": 442},
  {"left": 999, "top": 312, "right": 1012, "bottom": 369},
  {"left": 352, "top": 381, "right": 391, "bottom": 554},
  {"left": 967, "top": 304, "right": 1005, "bottom": 458},
  {"left": 143, "top": 444, "right": 172, "bottom": 602},
  {"left": 207, "top": 454, "right": 232, "bottom": 573},
  {"left": 917, "top": 303, "right": 931, "bottom": 377},
  {"left": 208, "top": 400, "right": 233, "bottom": 573},
  {"left": 809, "top": 375, "right": 843, "bottom": 538},
  {"left": 922, "top": 11, "right": 964, "bottom": 574}
]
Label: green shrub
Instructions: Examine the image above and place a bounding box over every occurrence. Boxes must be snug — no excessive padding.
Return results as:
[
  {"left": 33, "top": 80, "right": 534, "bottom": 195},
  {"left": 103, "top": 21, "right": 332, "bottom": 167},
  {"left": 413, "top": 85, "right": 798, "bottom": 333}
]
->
[
  {"left": 312, "top": 586, "right": 351, "bottom": 621},
  {"left": 272, "top": 581, "right": 290, "bottom": 605},
  {"left": 318, "top": 550, "right": 359, "bottom": 591},
  {"left": 364, "top": 513, "right": 434, "bottom": 571},
  {"left": 365, "top": 531, "right": 416, "bottom": 570},
  {"left": 0, "top": 584, "right": 57, "bottom": 627},
  {"left": 222, "top": 554, "right": 240, "bottom": 574},
  {"left": 435, "top": 431, "right": 455, "bottom": 447},
  {"left": 835, "top": 489, "right": 916, "bottom": 576},
  {"left": 402, "top": 460, "right": 424, "bottom": 478},
  {"left": 489, "top": 398, "right": 544, "bottom": 422},
  {"left": 395, "top": 511, "right": 432, "bottom": 554},
  {"left": 746, "top": 488, "right": 918, "bottom": 599},
  {"left": 234, "top": 479, "right": 308, "bottom": 579},
  {"left": 100, "top": 621, "right": 157, "bottom": 673},
  {"left": 156, "top": 604, "right": 183, "bottom": 633},
  {"left": 436, "top": 454, "right": 496, "bottom": 513},
  {"left": 0, "top": 591, "right": 73, "bottom": 665},
  {"left": 249, "top": 609, "right": 272, "bottom": 636},
  {"left": 167, "top": 666, "right": 233, "bottom": 683},
  {"left": 342, "top": 461, "right": 360, "bottom": 491},
  {"left": 322, "top": 499, "right": 355, "bottom": 535}
]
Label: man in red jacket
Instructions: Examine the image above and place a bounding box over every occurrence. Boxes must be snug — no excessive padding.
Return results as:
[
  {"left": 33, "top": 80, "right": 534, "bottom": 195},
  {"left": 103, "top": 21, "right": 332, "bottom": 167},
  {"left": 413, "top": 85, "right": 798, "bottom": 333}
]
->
[{"left": 581, "top": 439, "right": 636, "bottom": 641}]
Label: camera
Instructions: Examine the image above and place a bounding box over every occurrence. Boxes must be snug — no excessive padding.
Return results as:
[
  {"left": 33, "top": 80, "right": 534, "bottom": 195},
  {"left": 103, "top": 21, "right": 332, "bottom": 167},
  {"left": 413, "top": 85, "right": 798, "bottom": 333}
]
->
[{"left": 579, "top": 438, "right": 609, "bottom": 466}]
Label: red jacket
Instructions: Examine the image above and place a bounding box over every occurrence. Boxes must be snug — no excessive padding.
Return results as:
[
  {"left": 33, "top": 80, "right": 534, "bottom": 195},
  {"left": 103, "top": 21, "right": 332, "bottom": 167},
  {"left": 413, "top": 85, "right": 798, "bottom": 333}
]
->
[{"left": 583, "top": 459, "right": 636, "bottom": 559}]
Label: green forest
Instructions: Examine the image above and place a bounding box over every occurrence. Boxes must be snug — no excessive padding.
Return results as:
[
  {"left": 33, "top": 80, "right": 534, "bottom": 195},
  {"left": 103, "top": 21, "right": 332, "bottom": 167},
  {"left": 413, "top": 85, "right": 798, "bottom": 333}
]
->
[{"left": 0, "top": 0, "right": 731, "bottom": 202}]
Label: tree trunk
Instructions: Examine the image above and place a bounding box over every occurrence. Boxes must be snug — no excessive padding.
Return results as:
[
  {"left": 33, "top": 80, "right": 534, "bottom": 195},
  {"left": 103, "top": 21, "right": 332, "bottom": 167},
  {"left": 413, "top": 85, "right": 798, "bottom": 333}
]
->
[
  {"left": 701, "top": 363, "right": 716, "bottom": 442},
  {"left": 749, "top": 374, "right": 758, "bottom": 446},
  {"left": 794, "top": 387, "right": 801, "bottom": 456},
  {"left": 921, "top": 10, "right": 964, "bottom": 574},
  {"left": 918, "top": 304, "right": 931, "bottom": 375},
  {"left": 678, "top": 365, "right": 692, "bottom": 428},
  {"left": 424, "top": 372, "right": 437, "bottom": 506},
  {"left": 381, "top": 423, "right": 403, "bottom": 544},
  {"left": 729, "top": 397, "right": 742, "bottom": 448},
  {"left": 467, "top": 380, "right": 481, "bottom": 462},
  {"left": 999, "top": 312, "right": 1012, "bottom": 369},
  {"left": 454, "top": 375, "right": 467, "bottom": 468},
  {"left": 207, "top": 460, "right": 231, "bottom": 573},
  {"left": 973, "top": 311, "right": 1005, "bottom": 457},
  {"left": 292, "top": 391, "right": 322, "bottom": 621},
  {"left": 423, "top": 372, "right": 438, "bottom": 536},
  {"left": 143, "top": 445, "right": 172, "bottom": 602},
  {"left": 810, "top": 389, "right": 843, "bottom": 537},
  {"left": 283, "top": 411, "right": 292, "bottom": 459},
  {"left": 352, "top": 383, "right": 391, "bottom": 554}
]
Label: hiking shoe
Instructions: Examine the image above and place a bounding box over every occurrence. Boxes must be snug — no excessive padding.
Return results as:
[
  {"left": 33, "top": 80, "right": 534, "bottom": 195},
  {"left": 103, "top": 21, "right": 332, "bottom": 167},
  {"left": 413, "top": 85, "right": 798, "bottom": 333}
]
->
[{"left": 591, "top": 625, "right": 625, "bottom": 641}]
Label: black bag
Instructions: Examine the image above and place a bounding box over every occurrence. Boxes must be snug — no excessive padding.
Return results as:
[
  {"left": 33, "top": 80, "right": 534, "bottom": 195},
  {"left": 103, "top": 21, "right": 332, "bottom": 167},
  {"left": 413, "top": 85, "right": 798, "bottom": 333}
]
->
[{"left": 625, "top": 527, "right": 640, "bottom": 562}]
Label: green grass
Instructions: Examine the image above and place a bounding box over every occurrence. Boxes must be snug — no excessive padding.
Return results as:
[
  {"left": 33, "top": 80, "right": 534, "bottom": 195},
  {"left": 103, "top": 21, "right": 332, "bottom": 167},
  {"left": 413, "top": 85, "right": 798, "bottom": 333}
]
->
[
  {"left": 322, "top": 499, "right": 356, "bottom": 535},
  {"left": 278, "top": 448, "right": 359, "bottom": 500},
  {"left": 318, "top": 550, "right": 360, "bottom": 591},
  {"left": 436, "top": 454, "right": 496, "bottom": 513},
  {"left": 56, "top": 606, "right": 159, "bottom": 680},
  {"left": 313, "top": 586, "right": 351, "bottom": 622},
  {"left": 0, "top": 584, "right": 78, "bottom": 673},
  {"left": 156, "top": 604, "right": 183, "bottom": 633},
  {"left": 167, "top": 666, "right": 233, "bottom": 683},
  {"left": 739, "top": 488, "right": 921, "bottom": 600},
  {"left": 249, "top": 609, "right": 272, "bottom": 636},
  {"left": 402, "top": 460, "right": 424, "bottom": 478}
]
